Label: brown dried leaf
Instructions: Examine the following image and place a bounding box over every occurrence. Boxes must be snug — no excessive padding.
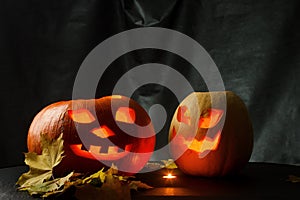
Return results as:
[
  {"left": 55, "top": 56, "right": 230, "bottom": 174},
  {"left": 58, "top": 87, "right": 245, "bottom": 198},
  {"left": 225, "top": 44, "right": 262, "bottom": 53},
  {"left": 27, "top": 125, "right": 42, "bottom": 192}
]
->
[
  {"left": 288, "top": 175, "right": 300, "bottom": 183},
  {"left": 16, "top": 133, "right": 64, "bottom": 190}
]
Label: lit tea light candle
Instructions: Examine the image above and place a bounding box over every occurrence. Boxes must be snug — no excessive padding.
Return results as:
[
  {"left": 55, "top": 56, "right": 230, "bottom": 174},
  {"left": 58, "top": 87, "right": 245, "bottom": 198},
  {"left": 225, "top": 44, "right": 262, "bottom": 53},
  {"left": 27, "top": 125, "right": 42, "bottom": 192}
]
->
[{"left": 163, "top": 173, "right": 176, "bottom": 179}]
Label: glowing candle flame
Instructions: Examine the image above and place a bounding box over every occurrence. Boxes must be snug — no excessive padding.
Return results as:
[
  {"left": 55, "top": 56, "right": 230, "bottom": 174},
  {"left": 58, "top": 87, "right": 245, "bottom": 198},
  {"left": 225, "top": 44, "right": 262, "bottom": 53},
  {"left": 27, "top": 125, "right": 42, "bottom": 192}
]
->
[{"left": 163, "top": 173, "right": 176, "bottom": 179}]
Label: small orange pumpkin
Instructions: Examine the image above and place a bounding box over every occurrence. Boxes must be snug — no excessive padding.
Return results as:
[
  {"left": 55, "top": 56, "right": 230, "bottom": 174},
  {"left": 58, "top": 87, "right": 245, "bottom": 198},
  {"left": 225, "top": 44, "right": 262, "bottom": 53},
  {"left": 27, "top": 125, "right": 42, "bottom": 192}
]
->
[
  {"left": 27, "top": 95, "right": 156, "bottom": 175},
  {"left": 169, "top": 91, "right": 253, "bottom": 177}
]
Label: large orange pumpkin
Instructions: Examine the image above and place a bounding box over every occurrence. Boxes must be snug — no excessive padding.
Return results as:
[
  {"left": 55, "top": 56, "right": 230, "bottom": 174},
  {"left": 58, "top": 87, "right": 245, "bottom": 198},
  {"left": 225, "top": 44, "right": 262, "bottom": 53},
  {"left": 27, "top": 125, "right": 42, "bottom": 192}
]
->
[
  {"left": 169, "top": 91, "right": 253, "bottom": 177},
  {"left": 27, "top": 95, "right": 156, "bottom": 175}
]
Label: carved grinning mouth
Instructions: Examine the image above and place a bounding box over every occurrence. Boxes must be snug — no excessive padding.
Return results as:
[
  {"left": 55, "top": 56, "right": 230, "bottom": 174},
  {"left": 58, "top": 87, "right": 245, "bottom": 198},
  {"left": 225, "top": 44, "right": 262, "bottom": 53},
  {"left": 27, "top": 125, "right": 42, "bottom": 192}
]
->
[
  {"left": 70, "top": 144, "right": 132, "bottom": 160},
  {"left": 183, "top": 130, "right": 221, "bottom": 153},
  {"left": 67, "top": 107, "right": 137, "bottom": 161},
  {"left": 171, "top": 125, "right": 222, "bottom": 154}
]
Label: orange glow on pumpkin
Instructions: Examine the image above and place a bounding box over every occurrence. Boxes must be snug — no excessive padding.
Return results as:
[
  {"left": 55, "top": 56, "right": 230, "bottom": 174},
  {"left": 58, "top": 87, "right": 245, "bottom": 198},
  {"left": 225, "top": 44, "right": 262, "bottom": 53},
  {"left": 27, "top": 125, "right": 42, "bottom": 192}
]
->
[
  {"left": 27, "top": 95, "right": 157, "bottom": 176},
  {"left": 115, "top": 107, "right": 136, "bottom": 124},
  {"left": 185, "top": 130, "right": 221, "bottom": 153},
  {"left": 198, "top": 109, "right": 223, "bottom": 128},
  {"left": 68, "top": 109, "right": 96, "bottom": 123},
  {"left": 91, "top": 126, "right": 115, "bottom": 138},
  {"left": 177, "top": 106, "right": 191, "bottom": 125}
]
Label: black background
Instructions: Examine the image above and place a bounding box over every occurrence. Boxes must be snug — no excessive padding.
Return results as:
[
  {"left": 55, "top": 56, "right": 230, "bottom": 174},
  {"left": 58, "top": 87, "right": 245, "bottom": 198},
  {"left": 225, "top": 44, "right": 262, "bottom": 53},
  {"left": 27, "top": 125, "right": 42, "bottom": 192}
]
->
[{"left": 0, "top": 0, "right": 299, "bottom": 168}]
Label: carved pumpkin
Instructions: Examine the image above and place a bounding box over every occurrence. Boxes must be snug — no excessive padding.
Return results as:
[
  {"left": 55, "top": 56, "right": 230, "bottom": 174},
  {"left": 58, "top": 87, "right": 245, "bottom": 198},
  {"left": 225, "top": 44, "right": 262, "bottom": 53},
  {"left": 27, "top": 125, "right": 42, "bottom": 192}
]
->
[
  {"left": 27, "top": 95, "right": 156, "bottom": 175},
  {"left": 169, "top": 91, "right": 253, "bottom": 177}
]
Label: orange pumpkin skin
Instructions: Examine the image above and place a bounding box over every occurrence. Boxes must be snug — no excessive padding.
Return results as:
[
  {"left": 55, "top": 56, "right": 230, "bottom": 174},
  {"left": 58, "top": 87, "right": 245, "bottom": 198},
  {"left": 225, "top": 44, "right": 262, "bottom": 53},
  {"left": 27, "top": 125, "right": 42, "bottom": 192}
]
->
[
  {"left": 169, "top": 91, "right": 253, "bottom": 177},
  {"left": 28, "top": 95, "right": 155, "bottom": 176}
]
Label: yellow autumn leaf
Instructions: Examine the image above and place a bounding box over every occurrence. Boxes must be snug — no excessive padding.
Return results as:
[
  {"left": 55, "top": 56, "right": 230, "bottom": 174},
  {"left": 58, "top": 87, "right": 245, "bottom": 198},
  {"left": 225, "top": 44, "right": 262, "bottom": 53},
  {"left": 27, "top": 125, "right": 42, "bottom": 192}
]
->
[
  {"left": 161, "top": 159, "right": 178, "bottom": 169},
  {"left": 16, "top": 136, "right": 153, "bottom": 199},
  {"left": 16, "top": 133, "right": 64, "bottom": 188},
  {"left": 17, "top": 169, "right": 52, "bottom": 188},
  {"left": 129, "top": 181, "right": 153, "bottom": 191},
  {"left": 82, "top": 168, "right": 105, "bottom": 184},
  {"left": 288, "top": 175, "right": 300, "bottom": 183},
  {"left": 19, "top": 172, "right": 73, "bottom": 197},
  {"left": 25, "top": 133, "right": 64, "bottom": 170}
]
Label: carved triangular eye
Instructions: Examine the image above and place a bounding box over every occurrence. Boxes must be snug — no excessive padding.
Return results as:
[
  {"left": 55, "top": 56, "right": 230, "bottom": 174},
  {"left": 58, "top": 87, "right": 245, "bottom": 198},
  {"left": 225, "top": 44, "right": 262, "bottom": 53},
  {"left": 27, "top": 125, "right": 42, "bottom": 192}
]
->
[
  {"left": 198, "top": 109, "right": 223, "bottom": 128},
  {"left": 177, "top": 106, "right": 191, "bottom": 125},
  {"left": 115, "top": 107, "right": 136, "bottom": 124},
  {"left": 91, "top": 125, "right": 115, "bottom": 138},
  {"left": 68, "top": 109, "right": 96, "bottom": 123}
]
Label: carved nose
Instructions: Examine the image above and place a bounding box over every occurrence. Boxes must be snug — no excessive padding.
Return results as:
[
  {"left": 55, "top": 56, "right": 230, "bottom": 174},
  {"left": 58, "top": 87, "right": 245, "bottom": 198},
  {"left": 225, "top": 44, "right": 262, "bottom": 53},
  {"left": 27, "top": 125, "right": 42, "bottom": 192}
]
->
[{"left": 91, "top": 126, "right": 115, "bottom": 138}]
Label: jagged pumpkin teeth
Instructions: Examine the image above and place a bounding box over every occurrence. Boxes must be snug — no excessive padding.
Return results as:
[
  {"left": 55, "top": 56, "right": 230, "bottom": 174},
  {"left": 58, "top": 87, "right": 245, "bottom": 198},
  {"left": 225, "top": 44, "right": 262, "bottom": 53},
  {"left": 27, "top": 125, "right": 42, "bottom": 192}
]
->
[
  {"left": 88, "top": 145, "right": 101, "bottom": 154},
  {"left": 169, "top": 91, "right": 253, "bottom": 177},
  {"left": 185, "top": 131, "right": 221, "bottom": 153},
  {"left": 107, "top": 146, "right": 119, "bottom": 154},
  {"left": 27, "top": 95, "right": 156, "bottom": 175}
]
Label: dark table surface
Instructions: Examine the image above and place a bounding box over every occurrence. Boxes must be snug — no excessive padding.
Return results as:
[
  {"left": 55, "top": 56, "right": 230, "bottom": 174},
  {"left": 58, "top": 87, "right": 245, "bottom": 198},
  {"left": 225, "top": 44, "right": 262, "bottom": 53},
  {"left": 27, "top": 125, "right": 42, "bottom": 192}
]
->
[{"left": 0, "top": 162, "right": 299, "bottom": 199}]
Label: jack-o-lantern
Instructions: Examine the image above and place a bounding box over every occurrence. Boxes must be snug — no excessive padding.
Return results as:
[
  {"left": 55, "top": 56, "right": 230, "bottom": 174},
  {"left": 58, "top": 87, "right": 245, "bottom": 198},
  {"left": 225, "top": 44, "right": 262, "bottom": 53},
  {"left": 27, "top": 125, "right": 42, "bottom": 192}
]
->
[
  {"left": 169, "top": 91, "right": 253, "bottom": 177},
  {"left": 27, "top": 95, "right": 156, "bottom": 175}
]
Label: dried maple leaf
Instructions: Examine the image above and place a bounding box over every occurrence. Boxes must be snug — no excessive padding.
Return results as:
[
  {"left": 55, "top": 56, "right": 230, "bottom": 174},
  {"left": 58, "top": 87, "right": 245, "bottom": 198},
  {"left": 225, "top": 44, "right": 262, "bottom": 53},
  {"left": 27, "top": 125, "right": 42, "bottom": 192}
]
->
[
  {"left": 288, "top": 175, "right": 300, "bottom": 183},
  {"left": 16, "top": 133, "right": 64, "bottom": 189},
  {"left": 19, "top": 172, "right": 74, "bottom": 197},
  {"left": 16, "top": 134, "right": 153, "bottom": 199},
  {"left": 129, "top": 181, "right": 153, "bottom": 191},
  {"left": 76, "top": 164, "right": 152, "bottom": 200},
  {"left": 76, "top": 165, "right": 130, "bottom": 200},
  {"left": 82, "top": 168, "right": 106, "bottom": 184},
  {"left": 160, "top": 159, "right": 178, "bottom": 169}
]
